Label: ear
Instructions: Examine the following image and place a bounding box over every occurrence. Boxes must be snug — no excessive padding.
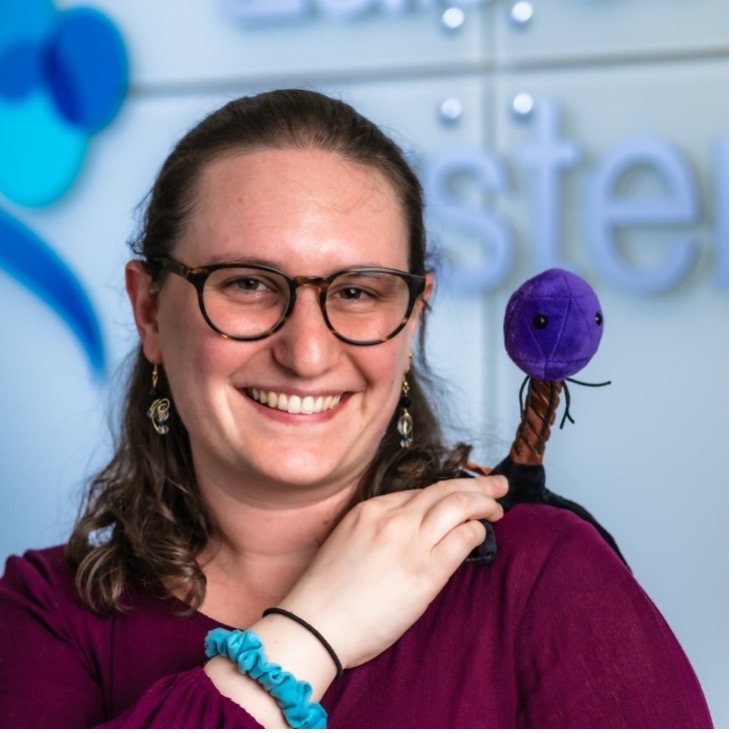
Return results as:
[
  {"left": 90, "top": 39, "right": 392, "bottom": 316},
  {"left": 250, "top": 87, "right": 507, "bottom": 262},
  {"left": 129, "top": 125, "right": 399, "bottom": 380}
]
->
[
  {"left": 421, "top": 272, "right": 434, "bottom": 305},
  {"left": 409, "top": 271, "right": 434, "bottom": 327},
  {"left": 125, "top": 260, "right": 163, "bottom": 364},
  {"left": 404, "top": 272, "right": 434, "bottom": 368}
]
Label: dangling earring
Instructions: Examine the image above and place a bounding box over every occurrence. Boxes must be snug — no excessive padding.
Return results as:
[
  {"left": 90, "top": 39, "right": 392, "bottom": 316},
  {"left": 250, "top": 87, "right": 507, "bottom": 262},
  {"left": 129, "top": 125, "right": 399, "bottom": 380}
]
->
[
  {"left": 146, "top": 364, "right": 171, "bottom": 435},
  {"left": 397, "top": 377, "right": 414, "bottom": 448}
]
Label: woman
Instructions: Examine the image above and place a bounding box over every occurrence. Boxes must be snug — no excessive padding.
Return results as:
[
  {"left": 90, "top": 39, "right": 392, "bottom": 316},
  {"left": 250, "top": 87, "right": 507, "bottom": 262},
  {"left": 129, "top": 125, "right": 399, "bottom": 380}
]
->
[{"left": 0, "top": 89, "right": 711, "bottom": 728}]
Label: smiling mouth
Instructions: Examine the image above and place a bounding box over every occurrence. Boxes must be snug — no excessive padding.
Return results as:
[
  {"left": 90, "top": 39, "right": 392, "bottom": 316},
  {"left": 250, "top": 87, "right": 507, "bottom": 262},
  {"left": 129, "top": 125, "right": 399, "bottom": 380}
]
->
[{"left": 246, "top": 388, "right": 343, "bottom": 415}]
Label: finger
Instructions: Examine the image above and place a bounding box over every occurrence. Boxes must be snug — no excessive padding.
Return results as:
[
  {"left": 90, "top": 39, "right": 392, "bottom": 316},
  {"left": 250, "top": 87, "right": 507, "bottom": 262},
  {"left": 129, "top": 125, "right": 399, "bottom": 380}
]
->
[
  {"left": 354, "top": 475, "right": 508, "bottom": 528},
  {"left": 419, "top": 489, "right": 503, "bottom": 543},
  {"left": 397, "top": 475, "right": 508, "bottom": 517},
  {"left": 433, "top": 518, "right": 489, "bottom": 567},
  {"left": 434, "top": 474, "right": 508, "bottom": 499},
  {"left": 475, "top": 474, "right": 509, "bottom": 497}
]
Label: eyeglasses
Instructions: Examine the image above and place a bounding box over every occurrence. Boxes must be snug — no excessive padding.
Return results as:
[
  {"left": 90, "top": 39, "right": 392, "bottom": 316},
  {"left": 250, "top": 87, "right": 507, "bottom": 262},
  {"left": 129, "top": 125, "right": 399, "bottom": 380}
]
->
[{"left": 152, "top": 256, "right": 426, "bottom": 346}]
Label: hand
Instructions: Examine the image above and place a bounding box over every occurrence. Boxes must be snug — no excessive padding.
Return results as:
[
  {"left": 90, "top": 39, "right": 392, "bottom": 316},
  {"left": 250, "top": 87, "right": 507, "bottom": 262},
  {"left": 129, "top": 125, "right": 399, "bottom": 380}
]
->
[{"left": 278, "top": 475, "right": 507, "bottom": 671}]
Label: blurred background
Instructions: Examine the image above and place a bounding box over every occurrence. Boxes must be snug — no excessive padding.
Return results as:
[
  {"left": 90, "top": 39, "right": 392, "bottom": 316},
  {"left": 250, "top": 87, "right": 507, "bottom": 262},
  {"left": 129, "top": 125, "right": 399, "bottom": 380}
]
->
[{"left": 0, "top": 0, "right": 727, "bottom": 725}]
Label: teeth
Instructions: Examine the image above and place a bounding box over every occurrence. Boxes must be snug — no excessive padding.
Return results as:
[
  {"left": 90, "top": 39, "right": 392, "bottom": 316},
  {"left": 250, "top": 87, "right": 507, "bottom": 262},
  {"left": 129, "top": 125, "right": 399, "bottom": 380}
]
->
[{"left": 248, "top": 389, "right": 341, "bottom": 415}]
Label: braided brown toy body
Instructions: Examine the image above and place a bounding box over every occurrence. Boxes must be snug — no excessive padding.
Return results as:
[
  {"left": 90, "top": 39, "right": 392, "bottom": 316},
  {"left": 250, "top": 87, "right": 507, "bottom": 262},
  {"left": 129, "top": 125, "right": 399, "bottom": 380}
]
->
[{"left": 510, "top": 379, "right": 561, "bottom": 466}]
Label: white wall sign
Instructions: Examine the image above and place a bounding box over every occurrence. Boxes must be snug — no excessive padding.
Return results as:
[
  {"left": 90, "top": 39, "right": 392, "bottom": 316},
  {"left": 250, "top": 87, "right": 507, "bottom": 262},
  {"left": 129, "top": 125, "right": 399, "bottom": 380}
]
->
[{"left": 423, "top": 99, "right": 727, "bottom": 293}]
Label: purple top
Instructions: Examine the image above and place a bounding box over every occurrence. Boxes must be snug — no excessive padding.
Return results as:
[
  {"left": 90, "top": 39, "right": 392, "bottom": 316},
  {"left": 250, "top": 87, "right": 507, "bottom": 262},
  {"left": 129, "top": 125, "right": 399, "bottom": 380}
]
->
[{"left": 0, "top": 505, "right": 711, "bottom": 728}]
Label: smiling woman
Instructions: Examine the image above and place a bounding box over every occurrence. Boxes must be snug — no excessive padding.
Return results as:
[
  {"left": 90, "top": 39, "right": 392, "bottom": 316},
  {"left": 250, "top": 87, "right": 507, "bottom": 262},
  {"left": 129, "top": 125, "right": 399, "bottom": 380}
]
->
[
  {"left": 0, "top": 89, "right": 712, "bottom": 729},
  {"left": 127, "top": 146, "right": 429, "bottom": 505}
]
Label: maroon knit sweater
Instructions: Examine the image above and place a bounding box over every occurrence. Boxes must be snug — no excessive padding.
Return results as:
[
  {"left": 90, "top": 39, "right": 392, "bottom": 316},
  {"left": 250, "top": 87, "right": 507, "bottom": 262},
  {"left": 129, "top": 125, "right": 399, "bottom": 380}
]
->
[{"left": 0, "top": 504, "right": 711, "bottom": 728}]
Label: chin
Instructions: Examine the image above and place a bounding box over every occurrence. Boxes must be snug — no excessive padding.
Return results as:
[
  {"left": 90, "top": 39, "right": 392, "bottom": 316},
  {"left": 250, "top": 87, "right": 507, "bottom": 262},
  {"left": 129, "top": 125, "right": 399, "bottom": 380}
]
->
[{"left": 246, "top": 448, "right": 365, "bottom": 494}]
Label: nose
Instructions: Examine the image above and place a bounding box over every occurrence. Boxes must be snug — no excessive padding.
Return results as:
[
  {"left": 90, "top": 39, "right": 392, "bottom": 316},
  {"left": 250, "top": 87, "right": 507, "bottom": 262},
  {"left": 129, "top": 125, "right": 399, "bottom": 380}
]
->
[{"left": 270, "top": 284, "right": 341, "bottom": 376}]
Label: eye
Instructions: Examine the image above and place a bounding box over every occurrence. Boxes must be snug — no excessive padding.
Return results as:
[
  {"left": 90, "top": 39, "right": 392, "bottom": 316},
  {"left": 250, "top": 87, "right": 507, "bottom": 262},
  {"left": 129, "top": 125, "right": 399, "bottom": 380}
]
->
[
  {"left": 209, "top": 268, "right": 287, "bottom": 305},
  {"left": 532, "top": 313, "right": 548, "bottom": 329},
  {"left": 595, "top": 312, "right": 603, "bottom": 326},
  {"left": 328, "top": 271, "right": 402, "bottom": 310},
  {"left": 227, "top": 276, "right": 267, "bottom": 292},
  {"left": 332, "top": 286, "right": 374, "bottom": 302},
  {"left": 328, "top": 284, "right": 379, "bottom": 311}
]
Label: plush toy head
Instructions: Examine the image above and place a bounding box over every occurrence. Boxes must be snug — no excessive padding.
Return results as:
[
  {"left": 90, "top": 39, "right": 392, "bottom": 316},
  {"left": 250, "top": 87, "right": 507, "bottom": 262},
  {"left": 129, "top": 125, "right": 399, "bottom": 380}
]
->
[{"left": 504, "top": 268, "right": 604, "bottom": 382}]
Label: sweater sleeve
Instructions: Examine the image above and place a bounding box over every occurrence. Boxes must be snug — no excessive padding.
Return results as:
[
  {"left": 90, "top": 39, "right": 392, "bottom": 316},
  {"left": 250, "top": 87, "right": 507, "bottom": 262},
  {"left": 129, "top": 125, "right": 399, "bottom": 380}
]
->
[
  {"left": 0, "top": 550, "right": 262, "bottom": 728},
  {"left": 514, "top": 516, "right": 712, "bottom": 728},
  {"left": 96, "top": 668, "right": 264, "bottom": 728}
]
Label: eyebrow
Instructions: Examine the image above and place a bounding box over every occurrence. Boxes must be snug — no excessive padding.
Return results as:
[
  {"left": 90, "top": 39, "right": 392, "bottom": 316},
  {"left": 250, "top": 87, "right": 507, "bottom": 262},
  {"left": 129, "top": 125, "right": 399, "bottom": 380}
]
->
[
  {"left": 202, "top": 255, "right": 281, "bottom": 268},
  {"left": 200, "top": 255, "right": 392, "bottom": 272}
]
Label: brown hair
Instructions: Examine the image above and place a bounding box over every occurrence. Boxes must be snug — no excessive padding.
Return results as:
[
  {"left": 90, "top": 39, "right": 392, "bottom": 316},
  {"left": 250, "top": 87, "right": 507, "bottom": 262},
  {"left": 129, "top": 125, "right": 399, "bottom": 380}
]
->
[{"left": 66, "top": 89, "right": 471, "bottom": 614}]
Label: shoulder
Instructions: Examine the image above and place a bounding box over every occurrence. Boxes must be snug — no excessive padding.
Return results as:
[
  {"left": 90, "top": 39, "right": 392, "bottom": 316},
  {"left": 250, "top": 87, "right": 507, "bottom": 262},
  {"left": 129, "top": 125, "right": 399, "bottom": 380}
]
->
[
  {"left": 0, "top": 545, "right": 105, "bottom": 666},
  {"left": 477, "top": 504, "right": 668, "bottom": 649},
  {"left": 436, "top": 503, "right": 633, "bottom": 627},
  {"left": 488, "top": 510, "right": 712, "bottom": 727},
  {"left": 1, "top": 545, "right": 76, "bottom": 599},
  {"left": 0, "top": 544, "right": 180, "bottom": 671},
  {"left": 0, "top": 545, "right": 103, "bottom": 632},
  {"left": 493, "top": 502, "right": 625, "bottom": 579},
  {"left": 1, "top": 544, "right": 177, "bottom": 624},
  {"left": 428, "top": 503, "right": 623, "bottom": 617},
  {"left": 497, "top": 500, "right": 608, "bottom": 542}
]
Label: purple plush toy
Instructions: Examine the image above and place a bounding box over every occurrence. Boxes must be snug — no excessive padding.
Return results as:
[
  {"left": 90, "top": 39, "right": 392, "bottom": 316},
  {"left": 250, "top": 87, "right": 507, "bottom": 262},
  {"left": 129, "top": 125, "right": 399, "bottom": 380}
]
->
[
  {"left": 468, "top": 268, "right": 626, "bottom": 566},
  {"left": 504, "top": 268, "right": 604, "bottom": 382}
]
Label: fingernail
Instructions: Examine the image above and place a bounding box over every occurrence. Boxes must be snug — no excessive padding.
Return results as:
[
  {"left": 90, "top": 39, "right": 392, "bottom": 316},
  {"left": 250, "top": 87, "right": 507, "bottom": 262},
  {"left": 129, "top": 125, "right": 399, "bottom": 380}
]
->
[{"left": 494, "top": 475, "right": 509, "bottom": 491}]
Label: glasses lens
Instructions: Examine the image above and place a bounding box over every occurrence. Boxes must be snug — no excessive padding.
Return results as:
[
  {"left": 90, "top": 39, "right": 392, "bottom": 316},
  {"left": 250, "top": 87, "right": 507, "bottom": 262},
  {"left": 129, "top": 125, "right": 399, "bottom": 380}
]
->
[
  {"left": 203, "top": 266, "right": 290, "bottom": 338},
  {"left": 325, "top": 270, "right": 411, "bottom": 343}
]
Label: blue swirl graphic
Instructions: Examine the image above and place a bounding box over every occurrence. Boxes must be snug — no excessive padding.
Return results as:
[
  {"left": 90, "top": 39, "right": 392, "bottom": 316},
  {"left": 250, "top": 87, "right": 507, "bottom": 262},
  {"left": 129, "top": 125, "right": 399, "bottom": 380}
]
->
[{"left": 0, "top": 210, "right": 105, "bottom": 378}]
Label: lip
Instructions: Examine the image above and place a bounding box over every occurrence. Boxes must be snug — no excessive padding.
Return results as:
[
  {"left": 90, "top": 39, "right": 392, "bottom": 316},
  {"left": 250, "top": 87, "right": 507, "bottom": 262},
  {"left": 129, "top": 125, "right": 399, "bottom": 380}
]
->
[{"left": 244, "top": 387, "right": 345, "bottom": 416}]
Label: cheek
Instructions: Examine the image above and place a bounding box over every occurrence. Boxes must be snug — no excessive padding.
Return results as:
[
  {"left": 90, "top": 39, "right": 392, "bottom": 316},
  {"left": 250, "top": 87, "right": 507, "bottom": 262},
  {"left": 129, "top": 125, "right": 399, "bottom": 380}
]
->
[
  {"left": 156, "top": 283, "right": 223, "bottom": 362},
  {"left": 360, "top": 340, "right": 409, "bottom": 402},
  {"left": 155, "top": 298, "right": 223, "bottom": 395},
  {"left": 158, "top": 310, "right": 200, "bottom": 369}
]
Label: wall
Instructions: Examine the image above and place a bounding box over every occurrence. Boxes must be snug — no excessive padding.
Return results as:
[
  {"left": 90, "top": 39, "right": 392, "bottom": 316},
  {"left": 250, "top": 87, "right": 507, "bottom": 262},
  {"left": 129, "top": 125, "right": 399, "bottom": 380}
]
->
[{"left": 0, "top": 0, "right": 727, "bottom": 725}]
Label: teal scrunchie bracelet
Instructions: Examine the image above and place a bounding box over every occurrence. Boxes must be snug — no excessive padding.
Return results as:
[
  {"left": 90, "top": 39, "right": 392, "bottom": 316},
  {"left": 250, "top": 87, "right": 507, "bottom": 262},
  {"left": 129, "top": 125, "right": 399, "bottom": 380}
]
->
[{"left": 204, "top": 627, "right": 327, "bottom": 729}]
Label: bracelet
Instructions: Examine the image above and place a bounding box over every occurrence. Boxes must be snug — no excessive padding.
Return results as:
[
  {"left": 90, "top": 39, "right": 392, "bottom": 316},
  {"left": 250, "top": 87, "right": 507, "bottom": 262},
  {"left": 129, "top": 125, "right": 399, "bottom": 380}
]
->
[
  {"left": 204, "top": 627, "right": 327, "bottom": 729},
  {"left": 263, "top": 607, "right": 344, "bottom": 680}
]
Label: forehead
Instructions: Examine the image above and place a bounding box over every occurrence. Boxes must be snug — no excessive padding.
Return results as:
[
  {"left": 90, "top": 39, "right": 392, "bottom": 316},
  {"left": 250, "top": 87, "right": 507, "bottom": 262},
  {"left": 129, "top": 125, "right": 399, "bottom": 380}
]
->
[
  {"left": 193, "top": 148, "right": 404, "bottom": 226},
  {"left": 180, "top": 147, "right": 410, "bottom": 270}
]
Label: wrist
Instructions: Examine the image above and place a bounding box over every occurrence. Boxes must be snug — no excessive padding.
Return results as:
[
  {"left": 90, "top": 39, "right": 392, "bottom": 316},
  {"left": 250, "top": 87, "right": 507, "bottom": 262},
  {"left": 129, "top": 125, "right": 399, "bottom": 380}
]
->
[
  {"left": 262, "top": 607, "right": 343, "bottom": 679},
  {"left": 204, "top": 654, "right": 285, "bottom": 727},
  {"left": 204, "top": 626, "right": 330, "bottom": 729},
  {"left": 250, "top": 614, "right": 338, "bottom": 699}
]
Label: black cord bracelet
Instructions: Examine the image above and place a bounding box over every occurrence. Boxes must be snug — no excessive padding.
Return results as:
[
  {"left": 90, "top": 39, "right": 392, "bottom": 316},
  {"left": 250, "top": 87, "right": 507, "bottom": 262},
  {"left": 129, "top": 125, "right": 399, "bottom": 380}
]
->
[{"left": 262, "top": 607, "right": 344, "bottom": 679}]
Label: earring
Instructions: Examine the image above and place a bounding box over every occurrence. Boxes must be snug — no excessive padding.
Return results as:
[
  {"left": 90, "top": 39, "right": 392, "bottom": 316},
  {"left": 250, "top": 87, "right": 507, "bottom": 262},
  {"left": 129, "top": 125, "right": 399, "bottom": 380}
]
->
[
  {"left": 146, "top": 364, "right": 171, "bottom": 435},
  {"left": 397, "top": 377, "right": 414, "bottom": 448}
]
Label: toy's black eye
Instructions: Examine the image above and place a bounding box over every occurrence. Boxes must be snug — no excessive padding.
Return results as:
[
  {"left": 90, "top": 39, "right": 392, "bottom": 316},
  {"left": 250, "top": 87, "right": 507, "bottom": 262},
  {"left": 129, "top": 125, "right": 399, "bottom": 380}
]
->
[
  {"left": 595, "top": 312, "right": 603, "bottom": 326},
  {"left": 532, "top": 314, "right": 548, "bottom": 329}
]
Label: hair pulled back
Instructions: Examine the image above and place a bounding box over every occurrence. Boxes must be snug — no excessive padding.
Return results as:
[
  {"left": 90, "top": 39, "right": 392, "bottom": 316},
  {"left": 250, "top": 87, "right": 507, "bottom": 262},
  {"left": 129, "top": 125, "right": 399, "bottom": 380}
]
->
[{"left": 66, "top": 89, "right": 471, "bottom": 615}]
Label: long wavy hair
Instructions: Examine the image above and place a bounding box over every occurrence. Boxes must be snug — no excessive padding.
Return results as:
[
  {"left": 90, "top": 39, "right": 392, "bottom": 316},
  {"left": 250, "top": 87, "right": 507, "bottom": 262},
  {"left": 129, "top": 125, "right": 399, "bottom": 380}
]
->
[{"left": 66, "top": 89, "right": 472, "bottom": 615}]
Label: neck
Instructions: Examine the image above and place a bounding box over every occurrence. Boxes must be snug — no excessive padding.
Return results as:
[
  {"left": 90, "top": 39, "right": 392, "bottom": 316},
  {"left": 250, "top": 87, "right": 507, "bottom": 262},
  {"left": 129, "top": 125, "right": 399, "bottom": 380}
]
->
[{"left": 194, "top": 474, "right": 356, "bottom": 627}]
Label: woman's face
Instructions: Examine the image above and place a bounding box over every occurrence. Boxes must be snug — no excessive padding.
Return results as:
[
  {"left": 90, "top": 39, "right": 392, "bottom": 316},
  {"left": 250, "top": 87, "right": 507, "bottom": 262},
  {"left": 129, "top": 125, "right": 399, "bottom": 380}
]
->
[{"left": 129, "top": 148, "right": 430, "bottom": 502}]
